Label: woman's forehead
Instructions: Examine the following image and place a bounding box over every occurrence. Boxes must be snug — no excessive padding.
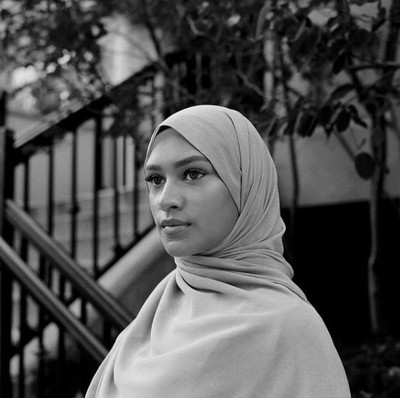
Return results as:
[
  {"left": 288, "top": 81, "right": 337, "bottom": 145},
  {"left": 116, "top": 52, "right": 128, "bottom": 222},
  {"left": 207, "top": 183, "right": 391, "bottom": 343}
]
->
[
  {"left": 148, "top": 128, "right": 197, "bottom": 156},
  {"left": 145, "top": 128, "right": 210, "bottom": 169}
]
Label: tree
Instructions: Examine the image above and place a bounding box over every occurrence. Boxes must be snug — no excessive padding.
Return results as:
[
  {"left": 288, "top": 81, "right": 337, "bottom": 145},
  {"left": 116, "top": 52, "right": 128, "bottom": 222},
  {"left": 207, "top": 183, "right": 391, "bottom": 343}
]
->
[
  {"left": 1, "top": 0, "right": 399, "bottom": 335},
  {"left": 0, "top": 0, "right": 267, "bottom": 115},
  {"left": 0, "top": 0, "right": 110, "bottom": 111},
  {"left": 255, "top": 0, "right": 400, "bottom": 335}
]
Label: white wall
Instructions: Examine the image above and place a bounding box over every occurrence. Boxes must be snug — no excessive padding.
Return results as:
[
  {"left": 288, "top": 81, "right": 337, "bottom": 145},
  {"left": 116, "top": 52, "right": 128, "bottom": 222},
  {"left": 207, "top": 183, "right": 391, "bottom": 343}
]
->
[
  {"left": 100, "top": 15, "right": 158, "bottom": 85},
  {"left": 275, "top": 127, "right": 400, "bottom": 207}
]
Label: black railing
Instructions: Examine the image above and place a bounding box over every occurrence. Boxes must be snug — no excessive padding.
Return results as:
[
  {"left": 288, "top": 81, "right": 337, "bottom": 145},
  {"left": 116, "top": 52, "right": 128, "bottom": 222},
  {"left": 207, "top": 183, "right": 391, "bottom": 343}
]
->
[
  {"left": 12, "top": 65, "right": 160, "bottom": 276},
  {"left": 0, "top": 63, "right": 167, "bottom": 397},
  {"left": 0, "top": 236, "right": 109, "bottom": 363},
  {"left": 5, "top": 199, "right": 131, "bottom": 329},
  {"left": 0, "top": 51, "right": 201, "bottom": 397},
  {"left": 0, "top": 198, "right": 132, "bottom": 397}
]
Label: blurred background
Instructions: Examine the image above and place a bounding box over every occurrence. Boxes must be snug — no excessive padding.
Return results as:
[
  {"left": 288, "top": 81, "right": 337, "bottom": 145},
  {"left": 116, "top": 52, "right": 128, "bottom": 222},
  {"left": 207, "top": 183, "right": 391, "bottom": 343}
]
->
[{"left": 1, "top": 0, "right": 399, "bottom": 397}]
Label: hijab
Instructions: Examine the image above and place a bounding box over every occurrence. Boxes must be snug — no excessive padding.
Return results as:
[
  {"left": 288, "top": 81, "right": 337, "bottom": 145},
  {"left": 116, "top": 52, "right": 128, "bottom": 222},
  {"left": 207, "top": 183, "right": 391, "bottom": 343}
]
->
[{"left": 86, "top": 105, "right": 350, "bottom": 398}]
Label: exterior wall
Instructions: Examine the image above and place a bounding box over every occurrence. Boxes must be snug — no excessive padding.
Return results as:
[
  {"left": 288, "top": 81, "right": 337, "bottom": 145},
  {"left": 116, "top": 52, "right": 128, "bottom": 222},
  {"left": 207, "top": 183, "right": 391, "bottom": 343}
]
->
[
  {"left": 9, "top": 111, "right": 400, "bottom": 210},
  {"left": 5, "top": 8, "right": 400, "bottom": 210},
  {"left": 274, "top": 128, "right": 400, "bottom": 207},
  {"left": 100, "top": 15, "right": 158, "bottom": 85}
]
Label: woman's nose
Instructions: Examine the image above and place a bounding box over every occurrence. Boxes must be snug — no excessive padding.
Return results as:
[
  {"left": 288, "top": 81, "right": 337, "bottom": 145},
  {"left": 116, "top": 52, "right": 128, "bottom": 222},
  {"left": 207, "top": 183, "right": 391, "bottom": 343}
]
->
[{"left": 158, "top": 181, "right": 183, "bottom": 211}]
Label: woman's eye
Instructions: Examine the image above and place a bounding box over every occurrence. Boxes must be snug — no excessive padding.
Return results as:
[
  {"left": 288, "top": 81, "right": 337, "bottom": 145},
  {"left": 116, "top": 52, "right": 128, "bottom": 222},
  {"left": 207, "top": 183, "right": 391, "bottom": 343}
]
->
[
  {"left": 145, "top": 175, "right": 163, "bottom": 185},
  {"left": 185, "top": 169, "right": 205, "bottom": 181}
]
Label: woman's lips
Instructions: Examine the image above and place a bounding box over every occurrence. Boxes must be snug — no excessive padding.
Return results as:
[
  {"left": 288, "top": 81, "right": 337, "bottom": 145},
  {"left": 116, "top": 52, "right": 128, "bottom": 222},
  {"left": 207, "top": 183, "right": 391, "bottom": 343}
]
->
[
  {"left": 163, "top": 225, "right": 189, "bottom": 234},
  {"left": 160, "top": 219, "right": 190, "bottom": 235}
]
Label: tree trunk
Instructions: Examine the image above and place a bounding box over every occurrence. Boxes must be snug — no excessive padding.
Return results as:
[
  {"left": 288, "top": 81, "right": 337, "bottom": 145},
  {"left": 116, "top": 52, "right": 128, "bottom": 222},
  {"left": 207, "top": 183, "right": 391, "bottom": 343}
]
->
[
  {"left": 367, "top": 0, "right": 400, "bottom": 335},
  {"left": 368, "top": 120, "right": 386, "bottom": 335}
]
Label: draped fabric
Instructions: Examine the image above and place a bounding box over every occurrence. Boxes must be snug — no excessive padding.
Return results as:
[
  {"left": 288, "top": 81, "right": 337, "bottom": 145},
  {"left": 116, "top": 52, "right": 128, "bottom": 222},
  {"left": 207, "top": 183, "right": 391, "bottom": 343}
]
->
[{"left": 85, "top": 105, "right": 350, "bottom": 398}]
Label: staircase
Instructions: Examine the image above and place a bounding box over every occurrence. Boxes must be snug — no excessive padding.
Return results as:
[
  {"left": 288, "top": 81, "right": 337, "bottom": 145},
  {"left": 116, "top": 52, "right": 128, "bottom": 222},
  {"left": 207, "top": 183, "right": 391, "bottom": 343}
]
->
[{"left": 0, "top": 63, "right": 177, "bottom": 398}]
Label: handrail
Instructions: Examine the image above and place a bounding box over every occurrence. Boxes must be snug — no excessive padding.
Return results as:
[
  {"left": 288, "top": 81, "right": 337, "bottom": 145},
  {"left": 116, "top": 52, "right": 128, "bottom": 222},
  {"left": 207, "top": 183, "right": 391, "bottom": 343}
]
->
[
  {"left": 13, "top": 63, "right": 157, "bottom": 153},
  {"left": 5, "top": 199, "right": 132, "bottom": 330},
  {"left": 0, "top": 237, "right": 108, "bottom": 363},
  {"left": 14, "top": 97, "right": 107, "bottom": 150},
  {"left": 1, "top": 60, "right": 170, "bottom": 396}
]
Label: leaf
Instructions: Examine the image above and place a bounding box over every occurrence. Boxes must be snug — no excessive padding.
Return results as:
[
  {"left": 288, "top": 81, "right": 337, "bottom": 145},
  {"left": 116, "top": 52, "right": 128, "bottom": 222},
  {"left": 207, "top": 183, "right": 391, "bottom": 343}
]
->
[
  {"left": 348, "top": 105, "right": 368, "bottom": 128},
  {"left": 226, "top": 14, "right": 241, "bottom": 28},
  {"left": 355, "top": 152, "right": 375, "bottom": 180},
  {"left": 297, "top": 111, "right": 318, "bottom": 137},
  {"left": 332, "top": 51, "right": 347, "bottom": 74},
  {"left": 289, "top": 17, "right": 308, "bottom": 49},
  {"left": 327, "top": 16, "right": 339, "bottom": 28},
  {"left": 304, "top": 27, "right": 321, "bottom": 52},
  {"left": 328, "top": 84, "right": 354, "bottom": 103},
  {"left": 290, "top": 29, "right": 308, "bottom": 58},
  {"left": 335, "top": 109, "right": 351, "bottom": 132},
  {"left": 318, "top": 105, "right": 333, "bottom": 126},
  {"left": 330, "top": 38, "right": 348, "bottom": 58},
  {"left": 255, "top": 3, "right": 269, "bottom": 39},
  {"left": 349, "top": 27, "right": 373, "bottom": 49}
]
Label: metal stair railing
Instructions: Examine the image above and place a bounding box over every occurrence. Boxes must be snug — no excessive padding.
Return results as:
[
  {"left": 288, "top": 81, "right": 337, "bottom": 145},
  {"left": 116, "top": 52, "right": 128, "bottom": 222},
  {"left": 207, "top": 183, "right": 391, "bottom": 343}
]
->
[
  {"left": 0, "top": 199, "right": 133, "bottom": 397},
  {"left": 0, "top": 64, "right": 165, "bottom": 397},
  {"left": 11, "top": 64, "right": 160, "bottom": 277},
  {"left": 0, "top": 199, "right": 135, "bottom": 397},
  {"left": 0, "top": 52, "right": 197, "bottom": 397},
  {"left": 5, "top": 198, "right": 132, "bottom": 330},
  {"left": 0, "top": 236, "right": 109, "bottom": 364}
]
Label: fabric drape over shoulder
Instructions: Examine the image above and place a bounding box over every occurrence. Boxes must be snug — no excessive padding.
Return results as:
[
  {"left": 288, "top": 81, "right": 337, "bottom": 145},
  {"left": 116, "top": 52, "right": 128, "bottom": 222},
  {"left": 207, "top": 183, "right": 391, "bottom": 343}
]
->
[{"left": 86, "top": 105, "right": 351, "bottom": 398}]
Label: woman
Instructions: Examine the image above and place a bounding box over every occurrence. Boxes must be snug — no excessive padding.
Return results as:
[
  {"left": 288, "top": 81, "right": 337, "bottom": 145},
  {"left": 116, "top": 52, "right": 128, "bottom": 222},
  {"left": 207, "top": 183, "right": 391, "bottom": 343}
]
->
[{"left": 86, "top": 105, "right": 351, "bottom": 397}]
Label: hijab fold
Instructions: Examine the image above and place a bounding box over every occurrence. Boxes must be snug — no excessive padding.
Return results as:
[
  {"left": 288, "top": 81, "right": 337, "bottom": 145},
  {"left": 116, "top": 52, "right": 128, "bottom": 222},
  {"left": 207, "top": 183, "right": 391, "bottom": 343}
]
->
[{"left": 86, "top": 105, "right": 350, "bottom": 398}]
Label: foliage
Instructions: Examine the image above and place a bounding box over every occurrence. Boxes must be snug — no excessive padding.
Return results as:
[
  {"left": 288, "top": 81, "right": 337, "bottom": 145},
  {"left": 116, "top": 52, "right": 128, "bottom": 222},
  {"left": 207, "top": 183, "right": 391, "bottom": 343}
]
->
[
  {"left": 0, "top": 0, "right": 267, "bottom": 116},
  {"left": 120, "top": 0, "right": 267, "bottom": 116},
  {"left": 256, "top": 2, "right": 400, "bottom": 338},
  {"left": 255, "top": 0, "right": 400, "bottom": 177},
  {"left": 343, "top": 337, "right": 400, "bottom": 398},
  {"left": 0, "top": 0, "right": 110, "bottom": 111},
  {"left": 3, "top": 0, "right": 395, "bottom": 151},
  {"left": 2, "top": 0, "right": 399, "bottom": 155}
]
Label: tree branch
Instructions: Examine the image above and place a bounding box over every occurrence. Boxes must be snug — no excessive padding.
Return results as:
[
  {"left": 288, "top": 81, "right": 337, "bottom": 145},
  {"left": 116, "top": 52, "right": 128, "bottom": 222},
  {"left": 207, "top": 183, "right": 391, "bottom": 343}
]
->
[{"left": 349, "top": 62, "right": 400, "bottom": 72}]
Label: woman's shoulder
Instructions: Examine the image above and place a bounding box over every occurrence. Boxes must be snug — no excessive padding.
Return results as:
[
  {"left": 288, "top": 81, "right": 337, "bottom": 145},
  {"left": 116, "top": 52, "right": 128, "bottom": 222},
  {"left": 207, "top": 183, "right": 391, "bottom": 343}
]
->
[
  {"left": 278, "top": 292, "right": 330, "bottom": 336},
  {"left": 254, "top": 284, "right": 332, "bottom": 342},
  {"left": 270, "top": 292, "right": 343, "bottom": 362}
]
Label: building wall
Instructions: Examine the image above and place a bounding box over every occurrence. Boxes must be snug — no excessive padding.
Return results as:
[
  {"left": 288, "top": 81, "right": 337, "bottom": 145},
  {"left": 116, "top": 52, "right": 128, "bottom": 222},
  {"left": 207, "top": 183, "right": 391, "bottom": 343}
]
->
[{"left": 275, "top": 128, "right": 400, "bottom": 207}]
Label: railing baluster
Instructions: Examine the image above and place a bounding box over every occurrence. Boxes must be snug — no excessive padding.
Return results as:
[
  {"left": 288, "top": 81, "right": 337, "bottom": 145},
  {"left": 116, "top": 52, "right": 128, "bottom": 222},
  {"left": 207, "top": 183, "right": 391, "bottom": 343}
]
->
[
  {"left": 18, "top": 283, "right": 27, "bottom": 398},
  {"left": 112, "top": 134, "right": 121, "bottom": 256},
  {"left": 93, "top": 116, "right": 102, "bottom": 277},
  {"left": 122, "top": 132, "right": 127, "bottom": 187},
  {"left": 0, "top": 91, "right": 6, "bottom": 125},
  {"left": 47, "top": 139, "right": 55, "bottom": 237},
  {"left": 18, "top": 159, "right": 31, "bottom": 398},
  {"left": 37, "top": 137, "right": 55, "bottom": 397},
  {"left": 133, "top": 138, "right": 138, "bottom": 240},
  {"left": 57, "top": 326, "right": 66, "bottom": 398},
  {"left": 0, "top": 127, "right": 15, "bottom": 398},
  {"left": 47, "top": 139, "right": 55, "bottom": 291},
  {"left": 0, "top": 101, "right": 14, "bottom": 397},
  {"left": 37, "top": 257, "right": 47, "bottom": 398},
  {"left": 150, "top": 76, "right": 156, "bottom": 131},
  {"left": 70, "top": 129, "right": 78, "bottom": 259}
]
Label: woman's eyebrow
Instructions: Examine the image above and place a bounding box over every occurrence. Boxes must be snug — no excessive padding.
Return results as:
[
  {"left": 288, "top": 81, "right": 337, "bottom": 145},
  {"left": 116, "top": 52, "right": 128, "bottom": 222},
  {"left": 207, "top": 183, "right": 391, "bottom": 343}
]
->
[
  {"left": 145, "top": 155, "right": 207, "bottom": 171},
  {"left": 174, "top": 155, "right": 208, "bottom": 168}
]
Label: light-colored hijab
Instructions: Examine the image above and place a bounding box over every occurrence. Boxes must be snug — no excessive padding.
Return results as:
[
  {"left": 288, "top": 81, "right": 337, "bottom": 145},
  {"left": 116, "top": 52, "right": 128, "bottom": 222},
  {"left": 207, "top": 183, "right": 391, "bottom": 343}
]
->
[{"left": 86, "top": 105, "right": 350, "bottom": 398}]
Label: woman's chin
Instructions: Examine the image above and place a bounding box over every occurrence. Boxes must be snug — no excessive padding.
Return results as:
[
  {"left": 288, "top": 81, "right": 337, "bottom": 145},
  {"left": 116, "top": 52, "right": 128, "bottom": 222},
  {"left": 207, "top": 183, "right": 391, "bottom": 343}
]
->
[{"left": 163, "top": 242, "right": 192, "bottom": 258}]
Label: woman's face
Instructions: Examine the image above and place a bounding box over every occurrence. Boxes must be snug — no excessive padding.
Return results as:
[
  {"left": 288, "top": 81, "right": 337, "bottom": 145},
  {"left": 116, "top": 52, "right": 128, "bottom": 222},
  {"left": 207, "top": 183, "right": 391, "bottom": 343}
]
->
[{"left": 145, "top": 128, "right": 239, "bottom": 257}]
